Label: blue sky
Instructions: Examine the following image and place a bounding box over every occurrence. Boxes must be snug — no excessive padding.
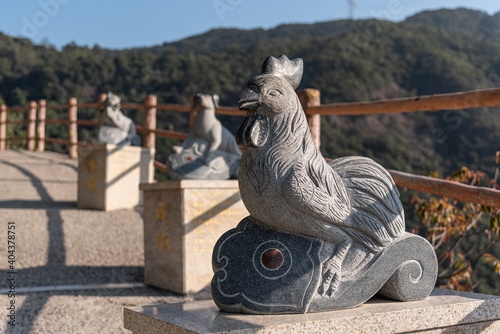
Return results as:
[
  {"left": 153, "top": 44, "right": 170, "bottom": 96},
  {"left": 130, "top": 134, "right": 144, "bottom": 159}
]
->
[{"left": 1, "top": 0, "right": 499, "bottom": 49}]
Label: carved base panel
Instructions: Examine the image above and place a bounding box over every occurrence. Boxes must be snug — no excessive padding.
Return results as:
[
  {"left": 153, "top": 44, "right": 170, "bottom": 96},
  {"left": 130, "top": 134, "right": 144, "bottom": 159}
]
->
[
  {"left": 211, "top": 217, "right": 438, "bottom": 314},
  {"left": 141, "top": 180, "right": 248, "bottom": 294}
]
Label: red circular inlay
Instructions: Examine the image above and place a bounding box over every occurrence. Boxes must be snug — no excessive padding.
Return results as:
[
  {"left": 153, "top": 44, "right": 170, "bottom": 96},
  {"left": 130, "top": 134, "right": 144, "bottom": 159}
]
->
[
  {"left": 186, "top": 156, "right": 193, "bottom": 161},
  {"left": 261, "top": 249, "right": 284, "bottom": 270}
]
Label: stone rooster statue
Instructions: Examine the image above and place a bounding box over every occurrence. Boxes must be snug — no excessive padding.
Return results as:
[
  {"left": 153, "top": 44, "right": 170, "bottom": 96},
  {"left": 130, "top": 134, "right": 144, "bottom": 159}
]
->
[
  {"left": 237, "top": 54, "right": 406, "bottom": 294},
  {"left": 211, "top": 55, "right": 437, "bottom": 314}
]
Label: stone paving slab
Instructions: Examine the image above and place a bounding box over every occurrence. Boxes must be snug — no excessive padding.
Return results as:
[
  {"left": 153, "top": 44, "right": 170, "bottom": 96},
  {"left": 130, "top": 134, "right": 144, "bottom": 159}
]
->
[
  {"left": 124, "top": 289, "right": 500, "bottom": 334},
  {"left": 0, "top": 150, "right": 201, "bottom": 333}
]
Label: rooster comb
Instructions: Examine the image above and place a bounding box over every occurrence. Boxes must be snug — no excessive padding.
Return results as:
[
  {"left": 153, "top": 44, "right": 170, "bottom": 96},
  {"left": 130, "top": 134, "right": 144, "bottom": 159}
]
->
[{"left": 261, "top": 55, "right": 303, "bottom": 90}]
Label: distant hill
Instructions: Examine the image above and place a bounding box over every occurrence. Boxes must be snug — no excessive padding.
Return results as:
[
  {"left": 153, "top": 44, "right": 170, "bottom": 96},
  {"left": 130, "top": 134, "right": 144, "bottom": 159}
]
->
[
  {"left": 122, "top": 8, "right": 500, "bottom": 55},
  {"left": 133, "top": 20, "right": 361, "bottom": 55},
  {"left": 406, "top": 8, "right": 500, "bottom": 44},
  {"left": 1, "top": 8, "right": 500, "bottom": 178}
]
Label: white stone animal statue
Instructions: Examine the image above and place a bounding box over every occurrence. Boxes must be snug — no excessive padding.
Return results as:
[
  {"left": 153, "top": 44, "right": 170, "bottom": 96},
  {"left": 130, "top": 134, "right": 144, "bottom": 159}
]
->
[
  {"left": 98, "top": 92, "right": 141, "bottom": 146},
  {"left": 186, "top": 93, "right": 241, "bottom": 162},
  {"left": 167, "top": 93, "right": 241, "bottom": 180}
]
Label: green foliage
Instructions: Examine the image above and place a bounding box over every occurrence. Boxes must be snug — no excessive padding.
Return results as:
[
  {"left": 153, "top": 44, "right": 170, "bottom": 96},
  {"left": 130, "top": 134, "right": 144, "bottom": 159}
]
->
[
  {"left": 5, "top": 110, "right": 27, "bottom": 150},
  {"left": 0, "top": 8, "right": 499, "bottom": 170},
  {"left": 0, "top": 8, "right": 498, "bottom": 170},
  {"left": 406, "top": 8, "right": 500, "bottom": 45}
]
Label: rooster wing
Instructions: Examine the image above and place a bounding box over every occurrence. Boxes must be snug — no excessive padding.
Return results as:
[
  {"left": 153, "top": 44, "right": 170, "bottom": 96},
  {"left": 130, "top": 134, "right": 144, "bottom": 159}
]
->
[
  {"left": 329, "top": 156, "right": 405, "bottom": 252},
  {"left": 282, "top": 160, "right": 351, "bottom": 227},
  {"left": 283, "top": 156, "right": 405, "bottom": 253}
]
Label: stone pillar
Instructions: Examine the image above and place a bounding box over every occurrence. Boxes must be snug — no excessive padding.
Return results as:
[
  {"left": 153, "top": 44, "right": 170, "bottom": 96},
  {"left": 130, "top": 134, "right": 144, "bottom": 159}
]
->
[
  {"left": 141, "top": 180, "right": 248, "bottom": 294},
  {"left": 298, "top": 89, "right": 321, "bottom": 149},
  {"left": 0, "top": 104, "right": 6, "bottom": 151},
  {"left": 68, "top": 97, "right": 78, "bottom": 159},
  {"left": 143, "top": 95, "right": 157, "bottom": 150},
  {"left": 27, "top": 101, "right": 37, "bottom": 151},
  {"left": 77, "top": 144, "right": 155, "bottom": 211},
  {"left": 36, "top": 99, "right": 46, "bottom": 152}
]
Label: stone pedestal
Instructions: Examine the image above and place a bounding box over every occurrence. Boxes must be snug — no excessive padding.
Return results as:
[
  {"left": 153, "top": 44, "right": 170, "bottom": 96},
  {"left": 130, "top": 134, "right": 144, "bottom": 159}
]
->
[
  {"left": 140, "top": 180, "right": 248, "bottom": 294},
  {"left": 124, "top": 289, "right": 500, "bottom": 333},
  {"left": 77, "top": 144, "right": 154, "bottom": 211}
]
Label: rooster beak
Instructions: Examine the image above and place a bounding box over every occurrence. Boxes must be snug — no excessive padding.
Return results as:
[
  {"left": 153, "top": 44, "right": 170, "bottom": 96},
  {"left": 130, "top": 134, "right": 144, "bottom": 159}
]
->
[{"left": 238, "top": 87, "right": 260, "bottom": 111}]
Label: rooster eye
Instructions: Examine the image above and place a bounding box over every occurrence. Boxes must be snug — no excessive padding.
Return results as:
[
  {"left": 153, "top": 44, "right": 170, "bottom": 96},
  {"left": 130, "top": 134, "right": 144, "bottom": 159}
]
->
[{"left": 268, "top": 89, "right": 282, "bottom": 97}]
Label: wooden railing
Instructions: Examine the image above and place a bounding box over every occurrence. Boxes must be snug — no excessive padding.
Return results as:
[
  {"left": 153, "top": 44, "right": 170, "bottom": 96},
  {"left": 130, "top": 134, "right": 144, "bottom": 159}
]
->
[
  {"left": 1, "top": 88, "right": 500, "bottom": 208},
  {"left": 0, "top": 94, "right": 192, "bottom": 159},
  {"left": 305, "top": 87, "right": 500, "bottom": 116}
]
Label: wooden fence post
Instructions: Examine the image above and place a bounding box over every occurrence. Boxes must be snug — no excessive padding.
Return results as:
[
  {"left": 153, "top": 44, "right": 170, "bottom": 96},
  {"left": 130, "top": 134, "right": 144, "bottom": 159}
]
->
[
  {"left": 189, "top": 95, "right": 196, "bottom": 126},
  {"left": 97, "top": 93, "right": 107, "bottom": 125},
  {"left": 0, "top": 104, "right": 6, "bottom": 150},
  {"left": 37, "top": 99, "right": 46, "bottom": 152},
  {"left": 68, "top": 97, "right": 78, "bottom": 159},
  {"left": 27, "top": 101, "right": 37, "bottom": 151},
  {"left": 143, "top": 95, "right": 157, "bottom": 151},
  {"left": 298, "top": 89, "right": 321, "bottom": 149}
]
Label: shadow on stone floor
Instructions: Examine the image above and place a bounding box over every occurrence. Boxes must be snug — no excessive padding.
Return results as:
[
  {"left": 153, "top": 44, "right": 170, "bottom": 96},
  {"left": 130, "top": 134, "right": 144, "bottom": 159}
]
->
[
  {"left": 9, "top": 150, "right": 78, "bottom": 172},
  {"left": 1, "top": 152, "right": 211, "bottom": 333}
]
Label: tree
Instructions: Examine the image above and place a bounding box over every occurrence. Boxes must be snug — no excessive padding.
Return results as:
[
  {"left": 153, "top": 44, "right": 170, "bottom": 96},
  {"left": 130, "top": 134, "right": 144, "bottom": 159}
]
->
[{"left": 411, "top": 155, "right": 500, "bottom": 295}]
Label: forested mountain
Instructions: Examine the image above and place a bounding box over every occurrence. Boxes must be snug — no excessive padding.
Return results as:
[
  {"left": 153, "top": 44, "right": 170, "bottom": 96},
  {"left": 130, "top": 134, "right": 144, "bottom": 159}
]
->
[
  {"left": 1, "top": 7, "right": 500, "bottom": 178},
  {"left": 406, "top": 8, "right": 500, "bottom": 44},
  {"left": 126, "top": 20, "right": 361, "bottom": 55}
]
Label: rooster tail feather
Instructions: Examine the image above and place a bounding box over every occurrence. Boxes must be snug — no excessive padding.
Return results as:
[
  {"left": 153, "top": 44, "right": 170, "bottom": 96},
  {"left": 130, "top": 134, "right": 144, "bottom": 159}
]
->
[{"left": 329, "top": 156, "right": 405, "bottom": 252}]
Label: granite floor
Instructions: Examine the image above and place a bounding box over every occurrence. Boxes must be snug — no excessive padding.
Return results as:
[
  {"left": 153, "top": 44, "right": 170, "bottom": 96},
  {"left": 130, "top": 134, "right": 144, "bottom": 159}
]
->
[{"left": 0, "top": 150, "right": 210, "bottom": 334}]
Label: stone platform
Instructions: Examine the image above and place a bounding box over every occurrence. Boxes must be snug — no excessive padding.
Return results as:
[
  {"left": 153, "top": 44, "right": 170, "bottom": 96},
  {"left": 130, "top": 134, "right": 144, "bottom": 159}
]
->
[
  {"left": 77, "top": 143, "right": 154, "bottom": 211},
  {"left": 140, "top": 180, "right": 248, "bottom": 294},
  {"left": 124, "top": 289, "right": 500, "bottom": 333}
]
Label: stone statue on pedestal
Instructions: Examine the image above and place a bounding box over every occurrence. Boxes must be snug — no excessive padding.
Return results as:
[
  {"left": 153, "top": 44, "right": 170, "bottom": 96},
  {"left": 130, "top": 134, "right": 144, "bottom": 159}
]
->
[
  {"left": 211, "top": 55, "right": 438, "bottom": 314},
  {"left": 98, "top": 92, "right": 141, "bottom": 146},
  {"left": 166, "top": 93, "right": 241, "bottom": 180}
]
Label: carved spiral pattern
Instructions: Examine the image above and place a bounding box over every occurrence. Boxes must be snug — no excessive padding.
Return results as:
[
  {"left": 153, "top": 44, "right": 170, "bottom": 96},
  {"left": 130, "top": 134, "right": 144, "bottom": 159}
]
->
[
  {"left": 377, "top": 260, "right": 430, "bottom": 302},
  {"left": 309, "top": 232, "right": 438, "bottom": 313}
]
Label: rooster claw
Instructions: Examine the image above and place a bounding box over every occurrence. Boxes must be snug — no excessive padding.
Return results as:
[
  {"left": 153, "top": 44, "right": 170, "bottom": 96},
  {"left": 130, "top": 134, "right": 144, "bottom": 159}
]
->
[{"left": 318, "top": 256, "right": 342, "bottom": 297}]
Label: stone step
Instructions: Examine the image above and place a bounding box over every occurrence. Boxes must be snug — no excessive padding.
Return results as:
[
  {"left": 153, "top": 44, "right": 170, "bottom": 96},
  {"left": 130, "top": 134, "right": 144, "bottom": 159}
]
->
[{"left": 124, "top": 289, "right": 500, "bottom": 334}]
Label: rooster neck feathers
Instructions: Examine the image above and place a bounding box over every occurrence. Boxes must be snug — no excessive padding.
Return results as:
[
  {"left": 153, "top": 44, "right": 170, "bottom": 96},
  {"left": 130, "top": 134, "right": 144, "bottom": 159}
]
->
[{"left": 237, "top": 55, "right": 326, "bottom": 191}]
